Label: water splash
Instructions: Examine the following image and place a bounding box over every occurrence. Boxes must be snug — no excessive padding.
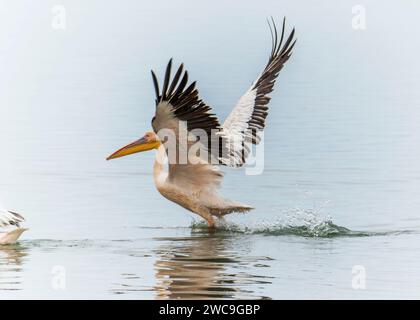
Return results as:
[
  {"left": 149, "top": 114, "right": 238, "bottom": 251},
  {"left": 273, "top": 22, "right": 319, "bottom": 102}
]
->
[{"left": 191, "top": 208, "right": 412, "bottom": 238}]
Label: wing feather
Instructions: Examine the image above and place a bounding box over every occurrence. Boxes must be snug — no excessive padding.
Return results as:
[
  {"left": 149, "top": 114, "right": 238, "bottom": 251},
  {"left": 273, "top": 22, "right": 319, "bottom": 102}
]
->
[
  {"left": 150, "top": 60, "right": 234, "bottom": 165},
  {"left": 150, "top": 60, "right": 229, "bottom": 192},
  {"left": 221, "top": 17, "right": 296, "bottom": 167}
]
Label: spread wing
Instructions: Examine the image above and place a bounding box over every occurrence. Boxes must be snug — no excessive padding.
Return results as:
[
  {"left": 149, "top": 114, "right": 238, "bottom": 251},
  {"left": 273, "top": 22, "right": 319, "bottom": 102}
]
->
[
  {"left": 222, "top": 18, "right": 296, "bottom": 167},
  {"left": 149, "top": 17, "right": 296, "bottom": 187},
  {"left": 150, "top": 60, "right": 228, "bottom": 191}
]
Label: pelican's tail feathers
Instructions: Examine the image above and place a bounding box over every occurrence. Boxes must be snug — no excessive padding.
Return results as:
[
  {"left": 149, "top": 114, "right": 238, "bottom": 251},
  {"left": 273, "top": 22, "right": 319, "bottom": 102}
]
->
[{"left": 207, "top": 201, "right": 254, "bottom": 216}]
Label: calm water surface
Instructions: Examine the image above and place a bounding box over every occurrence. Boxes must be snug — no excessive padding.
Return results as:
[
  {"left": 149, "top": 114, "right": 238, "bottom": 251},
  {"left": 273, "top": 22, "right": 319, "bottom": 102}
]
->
[{"left": 0, "top": 0, "right": 420, "bottom": 299}]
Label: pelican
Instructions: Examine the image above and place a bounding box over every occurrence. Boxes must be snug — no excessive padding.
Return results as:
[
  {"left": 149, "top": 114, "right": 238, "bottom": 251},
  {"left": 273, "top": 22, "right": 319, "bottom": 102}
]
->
[
  {"left": 0, "top": 210, "right": 26, "bottom": 245},
  {"left": 107, "top": 18, "right": 296, "bottom": 227}
]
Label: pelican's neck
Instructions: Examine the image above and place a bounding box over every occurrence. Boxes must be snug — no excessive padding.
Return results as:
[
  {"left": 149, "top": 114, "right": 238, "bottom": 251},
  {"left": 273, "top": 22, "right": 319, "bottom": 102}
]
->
[{"left": 153, "top": 146, "right": 168, "bottom": 188}]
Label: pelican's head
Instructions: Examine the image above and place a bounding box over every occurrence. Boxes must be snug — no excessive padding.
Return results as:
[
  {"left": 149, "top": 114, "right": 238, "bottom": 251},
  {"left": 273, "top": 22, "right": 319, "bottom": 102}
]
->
[{"left": 106, "top": 131, "right": 161, "bottom": 160}]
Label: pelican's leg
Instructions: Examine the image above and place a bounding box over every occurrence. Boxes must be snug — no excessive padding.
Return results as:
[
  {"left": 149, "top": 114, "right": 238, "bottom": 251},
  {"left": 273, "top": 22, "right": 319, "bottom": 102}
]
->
[
  {"left": 196, "top": 208, "right": 216, "bottom": 229},
  {"left": 207, "top": 216, "right": 215, "bottom": 229}
]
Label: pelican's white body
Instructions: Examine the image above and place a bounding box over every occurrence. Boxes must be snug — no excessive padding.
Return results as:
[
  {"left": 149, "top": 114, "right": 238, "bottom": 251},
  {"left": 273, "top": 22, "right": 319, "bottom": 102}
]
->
[
  {"left": 0, "top": 228, "right": 27, "bottom": 245},
  {"left": 111, "top": 20, "right": 295, "bottom": 226}
]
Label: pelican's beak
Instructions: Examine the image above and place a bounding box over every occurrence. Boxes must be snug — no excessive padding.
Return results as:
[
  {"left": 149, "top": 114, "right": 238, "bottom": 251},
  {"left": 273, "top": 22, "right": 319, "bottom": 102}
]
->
[{"left": 106, "top": 137, "right": 160, "bottom": 160}]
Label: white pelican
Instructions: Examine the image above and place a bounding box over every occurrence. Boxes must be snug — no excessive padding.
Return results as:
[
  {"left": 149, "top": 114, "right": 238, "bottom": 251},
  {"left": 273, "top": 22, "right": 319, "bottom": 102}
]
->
[
  {"left": 0, "top": 210, "right": 26, "bottom": 245},
  {"left": 107, "top": 18, "right": 296, "bottom": 227}
]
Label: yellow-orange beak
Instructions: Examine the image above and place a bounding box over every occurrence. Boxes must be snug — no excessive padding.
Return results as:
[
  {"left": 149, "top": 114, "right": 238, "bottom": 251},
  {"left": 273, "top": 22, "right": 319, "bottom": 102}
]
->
[{"left": 106, "top": 137, "right": 160, "bottom": 160}]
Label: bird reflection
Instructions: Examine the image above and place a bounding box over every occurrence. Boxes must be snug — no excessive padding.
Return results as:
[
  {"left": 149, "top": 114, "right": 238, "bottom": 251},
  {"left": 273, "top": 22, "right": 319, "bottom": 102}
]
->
[
  {"left": 0, "top": 244, "right": 28, "bottom": 291},
  {"left": 153, "top": 232, "right": 271, "bottom": 299}
]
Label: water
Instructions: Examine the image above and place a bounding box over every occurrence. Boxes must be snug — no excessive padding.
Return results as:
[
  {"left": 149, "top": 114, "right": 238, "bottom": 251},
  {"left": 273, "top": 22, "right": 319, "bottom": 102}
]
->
[{"left": 1, "top": 0, "right": 420, "bottom": 299}]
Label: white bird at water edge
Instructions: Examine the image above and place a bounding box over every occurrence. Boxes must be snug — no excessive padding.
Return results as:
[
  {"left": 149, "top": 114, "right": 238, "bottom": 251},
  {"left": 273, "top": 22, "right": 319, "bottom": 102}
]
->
[
  {"left": 0, "top": 209, "right": 26, "bottom": 245},
  {"left": 107, "top": 18, "right": 296, "bottom": 228}
]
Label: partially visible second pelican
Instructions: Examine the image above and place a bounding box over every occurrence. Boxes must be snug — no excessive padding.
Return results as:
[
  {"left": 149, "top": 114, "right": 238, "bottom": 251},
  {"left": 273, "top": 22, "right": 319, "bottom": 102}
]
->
[
  {"left": 107, "top": 18, "right": 296, "bottom": 227},
  {"left": 0, "top": 210, "right": 26, "bottom": 245}
]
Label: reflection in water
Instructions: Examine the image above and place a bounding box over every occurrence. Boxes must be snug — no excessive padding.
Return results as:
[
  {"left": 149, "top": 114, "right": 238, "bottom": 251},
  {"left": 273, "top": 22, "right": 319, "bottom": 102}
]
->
[
  {"left": 109, "top": 232, "right": 273, "bottom": 298},
  {"left": 153, "top": 233, "right": 273, "bottom": 299},
  {"left": 0, "top": 244, "right": 28, "bottom": 291}
]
